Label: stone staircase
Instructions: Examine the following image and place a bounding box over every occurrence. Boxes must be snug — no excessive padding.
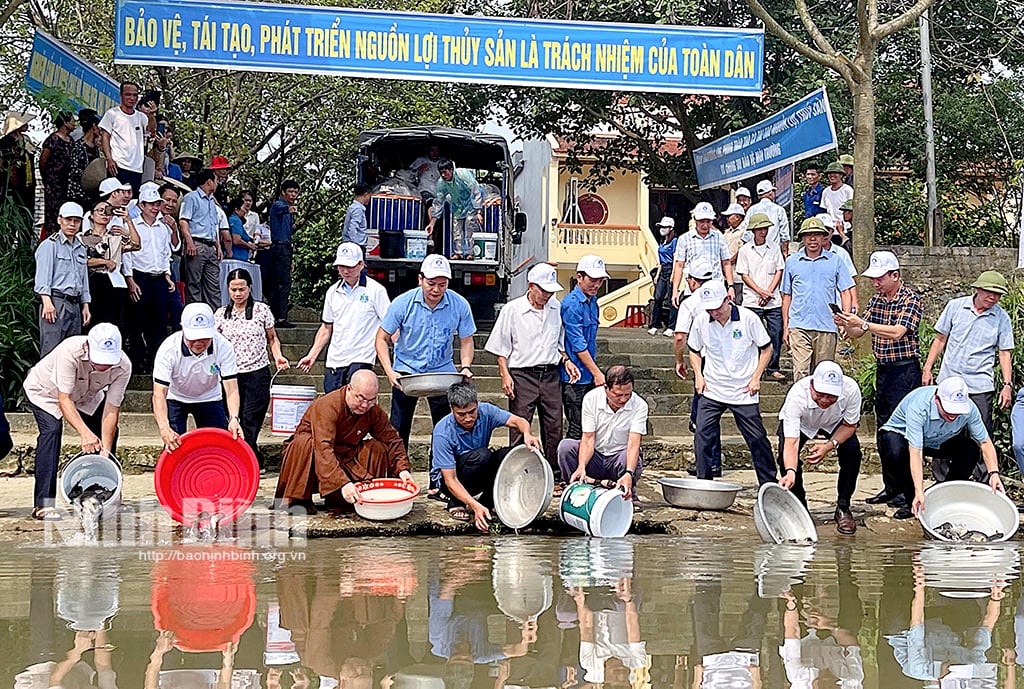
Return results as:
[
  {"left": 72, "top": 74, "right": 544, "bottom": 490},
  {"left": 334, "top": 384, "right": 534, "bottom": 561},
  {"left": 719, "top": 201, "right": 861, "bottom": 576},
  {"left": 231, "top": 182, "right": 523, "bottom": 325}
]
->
[{"left": 4, "top": 314, "right": 880, "bottom": 473}]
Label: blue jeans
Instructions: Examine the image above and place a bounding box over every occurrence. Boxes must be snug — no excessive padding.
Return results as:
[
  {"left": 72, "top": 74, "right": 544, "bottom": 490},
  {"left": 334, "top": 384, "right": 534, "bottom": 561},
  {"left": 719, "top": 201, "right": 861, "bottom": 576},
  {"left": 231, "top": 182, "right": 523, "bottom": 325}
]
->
[
  {"left": 1011, "top": 387, "right": 1024, "bottom": 474},
  {"left": 749, "top": 307, "right": 783, "bottom": 374},
  {"left": 650, "top": 265, "right": 677, "bottom": 329}
]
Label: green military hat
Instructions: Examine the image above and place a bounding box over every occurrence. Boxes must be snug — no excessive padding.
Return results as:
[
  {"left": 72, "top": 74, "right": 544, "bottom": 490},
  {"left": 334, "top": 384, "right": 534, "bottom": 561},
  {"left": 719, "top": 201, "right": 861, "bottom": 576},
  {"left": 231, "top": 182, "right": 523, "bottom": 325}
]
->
[
  {"left": 824, "top": 161, "right": 845, "bottom": 175},
  {"left": 797, "top": 217, "right": 829, "bottom": 236},
  {"left": 971, "top": 270, "right": 1009, "bottom": 295},
  {"left": 840, "top": 197, "right": 853, "bottom": 211},
  {"left": 747, "top": 212, "right": 773, "bottom": 230},
  {"left": 838, "top": 154, "right": 855, "bottom": 166}
]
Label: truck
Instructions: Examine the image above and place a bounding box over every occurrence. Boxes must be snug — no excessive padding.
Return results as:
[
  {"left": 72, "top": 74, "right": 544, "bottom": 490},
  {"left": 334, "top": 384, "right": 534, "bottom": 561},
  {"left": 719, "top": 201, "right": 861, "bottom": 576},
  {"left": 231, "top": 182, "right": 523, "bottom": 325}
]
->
[{"left": 356, "top": 126, "right": 525, "bottom": 323}]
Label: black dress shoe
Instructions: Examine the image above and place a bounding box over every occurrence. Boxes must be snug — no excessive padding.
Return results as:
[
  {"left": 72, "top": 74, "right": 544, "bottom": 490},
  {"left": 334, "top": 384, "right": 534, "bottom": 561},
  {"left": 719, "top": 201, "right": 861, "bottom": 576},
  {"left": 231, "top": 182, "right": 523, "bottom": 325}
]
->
[
  {"left": 892, "top": 507, "right": 914, "bottom": 520},
  {"left": 687, "top": 467, "right": 722, "bottom": 478},
  {"left": 865, "top": 489, "right": 896, "bottom": 505},
  {"left": 887, "top": 494, "right": 907, "bottom": 508},
  {"left": 276, "top": 320, "right": 297, "bottom": 329}
]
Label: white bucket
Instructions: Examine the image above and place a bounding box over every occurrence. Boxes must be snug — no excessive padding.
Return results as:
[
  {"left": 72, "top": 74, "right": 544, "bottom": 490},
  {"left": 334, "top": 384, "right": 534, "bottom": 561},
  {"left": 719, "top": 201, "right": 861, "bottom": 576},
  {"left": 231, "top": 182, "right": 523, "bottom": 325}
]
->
[
  {"left": 404, "top": 230, "right": 428, "bottom": 260},
  {"left": 270, "top": 385, "right": 317, "bottom": 436},
  {"left": 559, "top": 482, "right": 632, "bottom": 538},
  {"left": 471, "top": 232, "right": 497, "bottom": 260},
  {"left": 58, "top": 453, "right": 123, "bottom": 518}
]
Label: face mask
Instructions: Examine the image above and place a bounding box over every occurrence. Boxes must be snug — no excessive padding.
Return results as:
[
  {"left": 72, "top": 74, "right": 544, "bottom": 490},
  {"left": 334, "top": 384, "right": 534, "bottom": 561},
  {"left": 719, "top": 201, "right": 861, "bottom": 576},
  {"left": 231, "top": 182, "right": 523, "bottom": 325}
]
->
[{"left": 659, "top": 226, "right": 672, "bottom": 237}]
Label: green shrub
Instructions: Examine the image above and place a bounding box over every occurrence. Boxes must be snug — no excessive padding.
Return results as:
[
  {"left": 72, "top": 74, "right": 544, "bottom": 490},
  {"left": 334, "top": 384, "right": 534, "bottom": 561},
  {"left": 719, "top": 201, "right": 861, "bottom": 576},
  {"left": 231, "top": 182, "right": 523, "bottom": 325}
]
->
[{"left": 0, "top": 200, "right": 39, "bottom": 406}]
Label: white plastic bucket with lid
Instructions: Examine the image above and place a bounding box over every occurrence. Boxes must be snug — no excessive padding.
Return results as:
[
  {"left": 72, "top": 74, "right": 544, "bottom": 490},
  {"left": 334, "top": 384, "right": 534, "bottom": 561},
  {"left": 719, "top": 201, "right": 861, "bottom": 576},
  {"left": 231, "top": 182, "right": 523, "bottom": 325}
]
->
[
  {"left": 58, "top": 453, "right": 123, "bottom": 518},
  {"left": 471, "top": 232, "right": 497, "bottom": 260},
  {"left": 559, "top": 482, "right": 632, "bottom": 537},
  {"left": 404, "top": 230, "right": 429, "bottom": 260},
  {"left": 270, "top": 371, "right": 317, "bottom": 436}
]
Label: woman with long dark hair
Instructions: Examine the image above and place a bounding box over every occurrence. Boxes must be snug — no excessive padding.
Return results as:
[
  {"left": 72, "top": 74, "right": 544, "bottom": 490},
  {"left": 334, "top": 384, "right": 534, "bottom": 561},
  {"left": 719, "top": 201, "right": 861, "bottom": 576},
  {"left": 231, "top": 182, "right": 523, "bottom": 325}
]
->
[
  {"left": 215, "top": 268, "right": 289, "bottom": 469},
  {"left": 80, "top": 199, "right": 140, "bottom": 330},
  {"left": 40, "top": 111, "right": 88, "bottom": 236}
]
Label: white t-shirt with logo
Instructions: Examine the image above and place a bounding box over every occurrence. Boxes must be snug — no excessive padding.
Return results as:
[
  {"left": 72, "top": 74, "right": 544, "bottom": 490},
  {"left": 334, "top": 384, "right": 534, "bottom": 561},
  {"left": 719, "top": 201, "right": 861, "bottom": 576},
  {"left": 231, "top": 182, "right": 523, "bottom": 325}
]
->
[
  {"left": 321, "top": 277, "right": 391, "bottom": 368},
  {"left": 688, "top": 305, "right": 771, "bottom": 405},
  {"left": 153, "top": 332, "right": 239, "bottom": 403}
]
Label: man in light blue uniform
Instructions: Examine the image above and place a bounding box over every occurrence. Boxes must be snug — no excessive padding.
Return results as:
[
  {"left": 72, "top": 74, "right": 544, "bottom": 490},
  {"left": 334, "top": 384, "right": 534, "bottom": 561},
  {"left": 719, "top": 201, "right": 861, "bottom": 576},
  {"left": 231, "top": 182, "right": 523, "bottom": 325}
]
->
[
  {"left": 425, "top": 158, "right": 483, "bottom": 260},
  {"left": 34, "top": 202, "right": 91, "bottom": 356},
  {"left": 178, "top": 169, "right": 223, "bottom": 310},
  {"left": 431, "top": 382, "right": 539, "bottom": 531},
  {"left": 879, "top": 377, "right": 1004, "bottom": 520},
  {"left": 341, "top": 182, "right": 370, "bottom": 259},
  {"left": 376, "top": 254, "right": 477, "bottom": 450}
]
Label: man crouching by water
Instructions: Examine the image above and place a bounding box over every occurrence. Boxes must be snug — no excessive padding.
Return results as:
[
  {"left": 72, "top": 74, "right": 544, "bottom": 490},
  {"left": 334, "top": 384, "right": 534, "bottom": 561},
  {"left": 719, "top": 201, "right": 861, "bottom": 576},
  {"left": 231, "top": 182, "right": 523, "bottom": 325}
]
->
[
  {"left": 432, "top": 382, "right": 541, "bottom": 532},
  {"left": 274, "top": 369, "right": 413, "bottom": 514}
]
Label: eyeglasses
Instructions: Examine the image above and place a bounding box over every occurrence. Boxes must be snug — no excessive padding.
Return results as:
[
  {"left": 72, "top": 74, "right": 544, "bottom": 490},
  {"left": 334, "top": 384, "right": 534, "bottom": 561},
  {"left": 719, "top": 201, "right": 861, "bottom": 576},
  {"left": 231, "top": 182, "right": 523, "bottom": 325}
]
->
[{"left": 351, "top": 391, "right": 376, "bottom": 404}]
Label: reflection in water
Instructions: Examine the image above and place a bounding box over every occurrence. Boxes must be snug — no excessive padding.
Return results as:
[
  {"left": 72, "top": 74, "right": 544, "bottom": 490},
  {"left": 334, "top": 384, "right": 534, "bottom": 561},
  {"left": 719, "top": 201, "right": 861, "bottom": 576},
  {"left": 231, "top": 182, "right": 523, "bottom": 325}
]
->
[{"left": 11, "top": 538, "right": 1024, "bottom": 688}]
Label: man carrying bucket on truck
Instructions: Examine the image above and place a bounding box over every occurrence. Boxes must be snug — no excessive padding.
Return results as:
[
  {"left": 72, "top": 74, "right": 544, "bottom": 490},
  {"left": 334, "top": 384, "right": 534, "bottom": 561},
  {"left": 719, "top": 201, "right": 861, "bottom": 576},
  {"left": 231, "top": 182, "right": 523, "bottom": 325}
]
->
[
  {"left": 431, "top": 381, "right": 541, "bottom": 531},
  {"left": 424, "top": 158, "right": 483, "bottom": 260},
  {"left": 151, "top": 302, "right": 243, "bottom": 449},
  {"left": 274, "top": 369, "right": 413, "bottom": 514},
  {"left": 557, "top": 365, "right": 648, "bottom": 513},
  {"left": 299, "top": 242, "right": 390, "bottom": 393},
  {"left": 22, "top": 323, "right": 131, "bottom": 521}
]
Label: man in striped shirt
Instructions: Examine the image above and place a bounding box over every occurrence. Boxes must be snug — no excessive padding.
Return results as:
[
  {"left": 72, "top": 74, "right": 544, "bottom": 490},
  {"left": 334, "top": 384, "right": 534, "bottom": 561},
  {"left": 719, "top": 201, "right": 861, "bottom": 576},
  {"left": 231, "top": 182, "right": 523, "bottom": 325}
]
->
[{"left": 670, "top": 201, "right": 733, "bottom": 307}]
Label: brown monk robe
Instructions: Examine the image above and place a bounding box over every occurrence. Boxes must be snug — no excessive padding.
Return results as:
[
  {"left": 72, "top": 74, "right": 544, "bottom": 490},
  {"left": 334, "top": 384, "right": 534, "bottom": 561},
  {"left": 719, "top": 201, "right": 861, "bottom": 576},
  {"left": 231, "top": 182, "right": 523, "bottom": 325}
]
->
[{"left": 274, "top": 370, "right": 411, "bottom": 511}]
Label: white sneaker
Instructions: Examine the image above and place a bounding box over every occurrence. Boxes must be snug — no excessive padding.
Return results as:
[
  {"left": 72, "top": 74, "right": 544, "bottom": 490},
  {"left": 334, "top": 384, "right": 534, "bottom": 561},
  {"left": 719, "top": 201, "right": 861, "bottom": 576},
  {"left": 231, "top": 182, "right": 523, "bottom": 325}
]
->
[
  {"left": 648, "top": 327, "right": 659, "bottom": 336},
  {"left": 663, "top": 328, "right": 674, "bottom": 337}
]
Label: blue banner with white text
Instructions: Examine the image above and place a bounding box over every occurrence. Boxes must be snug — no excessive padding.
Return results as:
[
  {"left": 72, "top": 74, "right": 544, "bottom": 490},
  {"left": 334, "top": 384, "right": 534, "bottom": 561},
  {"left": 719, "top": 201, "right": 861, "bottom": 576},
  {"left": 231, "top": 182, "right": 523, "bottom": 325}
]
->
[
  {"left": 693, "top": 88, "right": 837, "bottom": 189},
  {"left": 25, "top": 30, "right": 121, "bottom": 113},
  {"left": 114, "top": 0, "right": 764, "bottom": 96}
]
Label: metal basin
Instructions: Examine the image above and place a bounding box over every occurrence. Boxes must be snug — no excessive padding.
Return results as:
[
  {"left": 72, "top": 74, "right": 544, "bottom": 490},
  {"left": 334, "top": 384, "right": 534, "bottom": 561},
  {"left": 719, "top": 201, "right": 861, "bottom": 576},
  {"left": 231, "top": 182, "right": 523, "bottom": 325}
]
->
[
  {"left": 919, "top": 480, "right": 1019, "bottom": 542},
  {"left": 396, "top": 372, "right": 465, "bottom": 397},
  {"left": 493, "top": 446, "right": 554, "bottom": 529},
  {"left": 657, "top": 477, "right": 742, "bottom": 511},
  {"left": 753, "top": 483, "right": 817, "bottom": 544}
]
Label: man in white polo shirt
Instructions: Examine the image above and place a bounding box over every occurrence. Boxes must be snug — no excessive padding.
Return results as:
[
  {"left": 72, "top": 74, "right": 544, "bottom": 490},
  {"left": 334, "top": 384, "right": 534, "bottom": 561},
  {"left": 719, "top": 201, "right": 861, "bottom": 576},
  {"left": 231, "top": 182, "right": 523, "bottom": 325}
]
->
[
  {"left": 777, "top": 361, "right": 863, "bottom": 534},
  {"left": 22, "top": 323, "right": 131, "bottom": 520},
  {"left": 485, "top": 262, "right": 579, "bottom": 476},
  {"left": 299, "top": 242, "right": 390, "bottom": 393},
  {"left": 688, "top": 281, "right": 775, "bottom": 484},
  {"left": 152, "top": 302, "right": 242, "bottom": 449},
  {"left": 557, "top": 365, "right": 648, "bottom": 510}
]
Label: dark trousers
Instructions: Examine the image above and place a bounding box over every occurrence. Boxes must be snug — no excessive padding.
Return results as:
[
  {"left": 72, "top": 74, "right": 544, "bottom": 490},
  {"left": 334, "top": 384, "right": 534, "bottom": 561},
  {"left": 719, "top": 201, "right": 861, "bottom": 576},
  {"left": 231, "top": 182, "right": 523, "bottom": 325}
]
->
[
  {"left": 324, "top": 362, "right": 374, "bottom": 394},
  {"left": 39, "top": 294, "right": 82, "bottom": 358},
  {"left": 879, "top": 429, "right": 981, "bottom": 506},
  {"left": 650, "top": 265, "right": 677, "bottom": 330},
  {"left": 749, "top": 307, "right": 783, "bottom": 374},
  {"left": 390, "top": 384, "right": 450, "bottom": 449},
  {"left": 183, "top": 241, "right": 221, "bottom": 310},
  {"left": 238, "top": 368, "right": 271, "bottom": 466},
  {"left": 694, "top": 396, "right": 775, "bottom": 484},
  {"left": 557, "top": 439, "right": 644, "bottom": 503},
  {"left": 775, "top": 422, "right": 862, "bottom": 509},
  {"left": 115, "top": 168, "right": 143, "bottom": 194},
  {"left": 166, "top": 399, "right": 228, "bottom": 434},
  {"left": 509, "top": 366, "right": 563, "bottom": 477},
  {"left": 691, "top": 393, "right": 721, "bottom": 471},
  {"left": 86, "top": 272, "right": 125, "bottom": 331},
  {"left": 874, "top": 360, "right": 920, "bottom": 494},
  {"left": 131, "top": 271, "right": 183, "bottom": 370},
  {"left": 562, "top": 382, "right": 594, "bottom": 440},
  {"left": 442, "top": 446, "right": 512, "bottom": 509},
  {"left": 971, "top": 391, "right": 994, "bottom": 434},
  {"left": 26, "top": 399, "right": 115, "bottom": 508},
  {"left": 268, "top": 242, "right": 293, "bottom": 321},
  {"left": 0, "top": 393, "right": 11, "bottom": 462}
]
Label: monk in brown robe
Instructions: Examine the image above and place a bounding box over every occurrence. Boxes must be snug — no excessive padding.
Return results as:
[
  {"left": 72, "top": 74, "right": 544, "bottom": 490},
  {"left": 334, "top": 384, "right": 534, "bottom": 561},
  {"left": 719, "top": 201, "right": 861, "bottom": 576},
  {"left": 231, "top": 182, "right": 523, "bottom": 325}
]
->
[{"left": 274, "top": 369, "right": 413, "bottom": 513}]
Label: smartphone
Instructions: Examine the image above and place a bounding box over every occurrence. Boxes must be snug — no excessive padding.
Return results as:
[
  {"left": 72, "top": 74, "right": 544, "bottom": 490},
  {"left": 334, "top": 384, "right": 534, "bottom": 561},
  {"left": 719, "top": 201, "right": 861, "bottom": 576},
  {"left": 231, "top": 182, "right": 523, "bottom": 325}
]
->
[
  {"left": 828, "top": 303, "right": 842, "bottom": 314},
  {"left": 157, "top": 122, "right": 166, "bottom": 135}
]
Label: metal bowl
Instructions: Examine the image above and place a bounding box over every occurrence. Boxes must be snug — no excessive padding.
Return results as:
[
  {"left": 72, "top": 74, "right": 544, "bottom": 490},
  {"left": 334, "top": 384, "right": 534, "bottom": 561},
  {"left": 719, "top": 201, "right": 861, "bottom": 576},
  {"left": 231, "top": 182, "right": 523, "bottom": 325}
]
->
[
  {"left": 657, "top": 477, "right": 742, "bottom": 511},
  {"left": 396, "top": 372, "right": 466, "bottom": 397},
  {"left": 919, "top": 480, "right": 1019, "bottom": 542},
  {"left": 493, "top": 446, "right": 554, "bottom": 529},
  {"left": 753, "top": 483, "right": 818, "bottom": 544}
]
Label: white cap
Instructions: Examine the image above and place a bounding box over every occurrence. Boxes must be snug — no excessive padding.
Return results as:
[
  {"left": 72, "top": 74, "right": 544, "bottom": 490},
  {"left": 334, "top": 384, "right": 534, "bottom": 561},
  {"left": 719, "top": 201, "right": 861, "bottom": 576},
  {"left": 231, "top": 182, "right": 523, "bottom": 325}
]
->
[
  {"left": 527, "top": 263, "right": 563, "bottom": 292},
  {"left": 420, "top": 254, "right": 452, "bottom": 279},
  {"left": 811, "top": 361, "right": 844, "bottom": 396},
  {"left": 816, "top": 213, "right": 835, "bottom": 227},
  {"left": 576, "top": 254, "right": 609, "bottom": 279},
  {"left": 723, "top": 203, "right": 745, "bottom": 217},
  {"left": 87, "top": 323, "right": 123, "bottom": 365},
  {"left": 697, "top": 281, "right": 729, "bottom": 310},
  {"left": 98, "top": 178, "right": 131, "bottom": 196},
  {"left": 756, "top": 180, "right": 775, "bottom": 195},
  {"left": 936, "top": 377, "right": 972, "bottom": 415},
  {"left": 334, "top": 242, "right": 363, "bottom": 267},
  {"left": 181, "top": 302, "right": 217, "bottom": 340},
  {"left": 862, "top": 250, "right": 900, "bottom": 278},
  {"left": 735, "top": 186, "right": 751, "bottom": 198},
  {"left": 58, "top": 201, "right": 84, "bottom": 218},
  {"left": 691, "top": 202, "right": 716, "bottom": 220},
  {"left": 686, "top": 260, "right": 714, "bottom": 280},
  {"left": 138, "top": 185, "right": 162, "bottom": 203},
  {"left": 657, "top": 216, "right": 675, "bottom": 228}
]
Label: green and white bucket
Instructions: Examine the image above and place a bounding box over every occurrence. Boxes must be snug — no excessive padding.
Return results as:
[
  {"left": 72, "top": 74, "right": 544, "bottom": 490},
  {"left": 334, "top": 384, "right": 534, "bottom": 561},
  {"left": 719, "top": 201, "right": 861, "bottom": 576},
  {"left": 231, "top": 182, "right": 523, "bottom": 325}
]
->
[{"left": 559, "top": 482, "right": 632, "bottom": 538}]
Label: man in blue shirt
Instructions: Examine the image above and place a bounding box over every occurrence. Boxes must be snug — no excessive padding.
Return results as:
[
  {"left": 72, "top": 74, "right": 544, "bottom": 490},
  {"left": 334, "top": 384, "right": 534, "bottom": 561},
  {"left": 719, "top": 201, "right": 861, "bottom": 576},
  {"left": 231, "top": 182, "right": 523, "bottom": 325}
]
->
[
  {"left": 267, "top": 179, "right": 299, "bottom": 328},
  {"left": 802, "top": 165, "right": 825, "bottom": 219},
  {"left": 432, "top": 382, "right": 539, "bottom": 531},
  {"left": 376, "top": 254, "right": 477, "bottom": 450},
  {"left": 179, "top": 169, "right": 222, "bottom": 310},
  {"left": 561, "top": 254, "right": 608, "bottom": 439},
  {"left": 879, "top": 377, "right": 1004, "bottom": 519},
  {"left": 341, "top": 182, "right": 370, "bottom": 259}
]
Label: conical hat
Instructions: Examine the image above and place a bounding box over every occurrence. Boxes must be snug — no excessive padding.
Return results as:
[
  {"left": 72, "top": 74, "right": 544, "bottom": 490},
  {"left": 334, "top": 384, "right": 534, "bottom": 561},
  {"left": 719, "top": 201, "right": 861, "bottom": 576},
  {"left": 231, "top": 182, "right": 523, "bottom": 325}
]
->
[{"left": 2, "top": 111, "right": 33, "bottom": 136}]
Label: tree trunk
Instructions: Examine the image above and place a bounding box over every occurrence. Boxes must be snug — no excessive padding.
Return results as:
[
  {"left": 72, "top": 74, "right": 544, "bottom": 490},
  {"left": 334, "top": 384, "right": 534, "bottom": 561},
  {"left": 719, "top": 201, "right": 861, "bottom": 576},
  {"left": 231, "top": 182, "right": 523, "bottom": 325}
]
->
[{"left": 850, "top": 72, "right": 876, "bottom": 290}]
